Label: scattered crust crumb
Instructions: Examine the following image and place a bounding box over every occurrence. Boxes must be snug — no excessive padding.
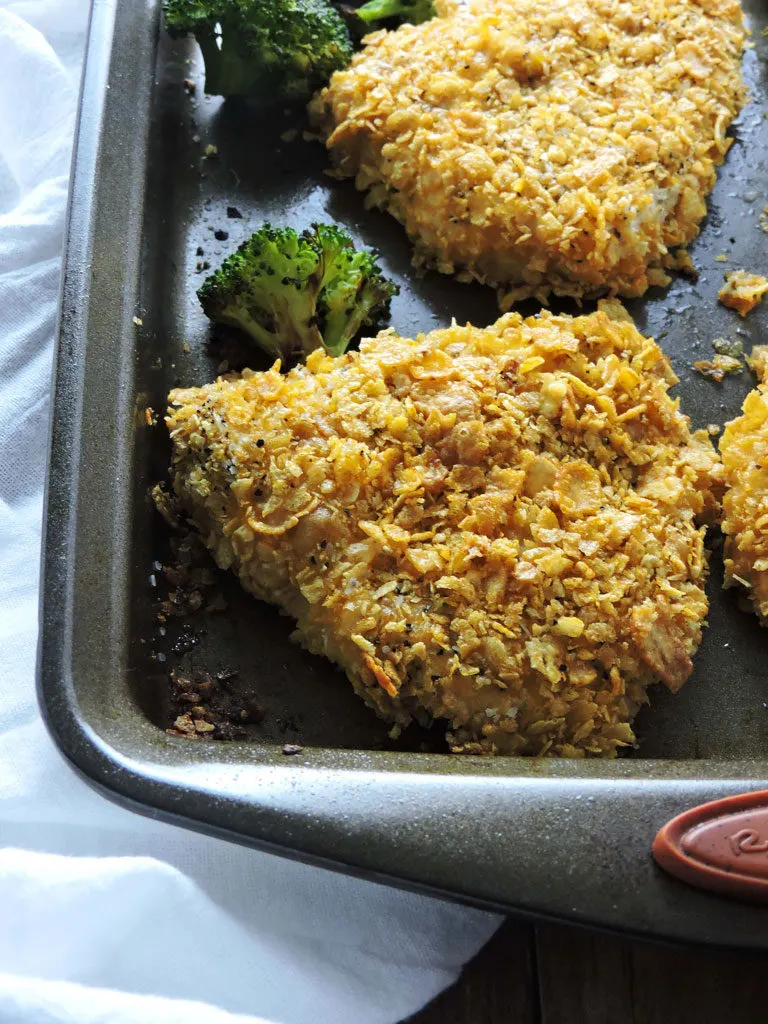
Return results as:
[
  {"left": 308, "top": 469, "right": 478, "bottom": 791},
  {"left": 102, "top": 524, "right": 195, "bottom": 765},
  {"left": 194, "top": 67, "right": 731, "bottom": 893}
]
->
[
  {"left": 718, "top": 270, "right": 768, "bottom": 317},
  {"left": 694, "top": 355, "right": 742, "bottom": 382},
  {"left": 748, "top": 346, "right": 768, "bottom": 378},
  {"left": 673, "top": 250, "right": 698, "bottom": 279},
  {"left": 597, "top": 298, "right": 634, "bottom": 324},
  {"left": 694, "top": 338, "right": 744, "bottom": 381}
]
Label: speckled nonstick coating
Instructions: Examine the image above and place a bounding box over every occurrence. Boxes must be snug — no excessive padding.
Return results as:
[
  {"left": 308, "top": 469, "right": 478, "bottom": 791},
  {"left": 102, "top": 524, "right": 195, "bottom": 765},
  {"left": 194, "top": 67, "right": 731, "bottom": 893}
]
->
[{"left": 38, "top": 0, "right": 768, "bottom": 944}]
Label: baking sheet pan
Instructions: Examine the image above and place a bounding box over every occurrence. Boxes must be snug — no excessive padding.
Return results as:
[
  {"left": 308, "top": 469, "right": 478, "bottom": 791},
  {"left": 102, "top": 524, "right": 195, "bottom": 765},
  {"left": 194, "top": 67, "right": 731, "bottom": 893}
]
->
[{"left": 39, "top": 0, "right": 768, "bottom": 946}]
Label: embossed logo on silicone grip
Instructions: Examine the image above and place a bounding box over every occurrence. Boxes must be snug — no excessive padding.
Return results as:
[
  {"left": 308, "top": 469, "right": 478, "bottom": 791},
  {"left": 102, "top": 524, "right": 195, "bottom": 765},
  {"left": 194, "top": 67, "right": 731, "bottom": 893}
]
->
[{"left": 653, "top": 790, "right": 768, "bottom": 902}]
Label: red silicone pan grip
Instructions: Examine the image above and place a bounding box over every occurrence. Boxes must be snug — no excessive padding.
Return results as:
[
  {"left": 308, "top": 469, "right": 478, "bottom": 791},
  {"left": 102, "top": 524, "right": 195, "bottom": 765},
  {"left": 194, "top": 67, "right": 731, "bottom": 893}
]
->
[{"left": 653, "top": 790, "right": 768, "bottom": 903}]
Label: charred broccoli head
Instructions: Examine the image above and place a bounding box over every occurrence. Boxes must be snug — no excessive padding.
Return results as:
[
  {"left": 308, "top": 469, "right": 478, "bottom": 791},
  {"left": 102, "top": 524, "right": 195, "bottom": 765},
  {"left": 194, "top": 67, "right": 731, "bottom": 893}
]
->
[
  {"left": 197, "top": 223, "right": 398, "bottom": 365},
  {"left": 163, "top": 0, "right": 353, "bottom": 99},
  {"left": 354, "top": 0, "right": 436, "bottom": 29}
]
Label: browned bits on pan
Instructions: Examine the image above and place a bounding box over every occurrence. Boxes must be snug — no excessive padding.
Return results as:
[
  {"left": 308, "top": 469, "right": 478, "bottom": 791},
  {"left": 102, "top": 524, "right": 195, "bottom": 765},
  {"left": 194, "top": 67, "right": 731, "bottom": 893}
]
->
[{"left": 165, "top": 667, "right": 266, "bottom": 741}]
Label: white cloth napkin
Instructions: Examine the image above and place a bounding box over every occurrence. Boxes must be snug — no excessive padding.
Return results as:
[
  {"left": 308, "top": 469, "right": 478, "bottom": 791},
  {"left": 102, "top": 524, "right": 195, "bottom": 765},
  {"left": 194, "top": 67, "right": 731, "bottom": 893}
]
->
[{"left": 0, "top": 3, "right": 501, "bottom": 1022}]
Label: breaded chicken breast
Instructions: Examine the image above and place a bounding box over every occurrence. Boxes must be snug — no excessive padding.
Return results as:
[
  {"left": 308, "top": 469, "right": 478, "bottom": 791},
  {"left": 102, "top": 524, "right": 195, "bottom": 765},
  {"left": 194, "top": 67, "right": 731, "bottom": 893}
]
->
[
  {"left": 720, "top": 347, "right": 768, "bottom": 622},
  {"left": 310, "top": 0, "right": 746, "bottom": 304},
  {"left": 164, "top": 312, "right": 721, "bottom": 757}
]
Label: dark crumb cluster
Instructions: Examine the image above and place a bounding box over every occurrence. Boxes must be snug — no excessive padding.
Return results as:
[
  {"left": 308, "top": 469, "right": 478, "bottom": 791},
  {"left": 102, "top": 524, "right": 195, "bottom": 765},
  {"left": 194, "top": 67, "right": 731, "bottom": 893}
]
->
[
  {"left": 155, "top": 529, "right": 228, "bottom": 619},
  {"left": 150, "top": 495, "right": 265, "bottom": 741},
  {"left": 167, "top": 666, "right": 268, "bottom": 740},
  {"left": 150, "top": 504, "right": 298, "bottom": 743}
]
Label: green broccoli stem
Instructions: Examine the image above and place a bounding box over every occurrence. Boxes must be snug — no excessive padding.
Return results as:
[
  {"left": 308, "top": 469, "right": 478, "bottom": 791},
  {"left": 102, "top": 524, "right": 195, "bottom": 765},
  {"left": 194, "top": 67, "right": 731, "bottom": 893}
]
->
[
  {"left": 356, "top": 0, "right": 432, "bottom": 24},
  {"left": 213, "top": 311, "right": 305, "bottom": 365},
  {"left": 195, "top": 32, "right": 253, "bottom": 98}
]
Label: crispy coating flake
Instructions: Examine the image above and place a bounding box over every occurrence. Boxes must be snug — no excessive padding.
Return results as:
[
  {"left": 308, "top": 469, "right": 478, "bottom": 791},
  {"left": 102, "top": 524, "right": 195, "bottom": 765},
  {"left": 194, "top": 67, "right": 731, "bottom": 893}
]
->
[
  {"left": 309, "top": 0, "right": 746, "bottom": 303},
  {"left": 165, "top": 312, "right": 722, "bottom": 757},
  {"left": 720, "top": 348, "right": 768, "bottom": 621},
  {"left": 694, "top": 354, "right": 743, "bottom": 381},
  {"left": 717, "top": 270, "right": 768, "bottom": 317}
]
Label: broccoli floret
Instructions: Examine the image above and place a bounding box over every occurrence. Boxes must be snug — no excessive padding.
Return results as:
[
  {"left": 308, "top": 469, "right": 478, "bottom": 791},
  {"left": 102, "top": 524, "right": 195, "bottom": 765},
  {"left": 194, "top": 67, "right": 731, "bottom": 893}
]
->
[
  {"left": 312, "top": 224, "right": 398, "bottom": 357},
  {"left": 355, "top": 0, "right": 436, "bottom": 28},
  {"left": 198, "top": 223, "right": 398, "bottom": 365},
  {"left": 163, "top": 0, "right": 352, "bottom": 100}
]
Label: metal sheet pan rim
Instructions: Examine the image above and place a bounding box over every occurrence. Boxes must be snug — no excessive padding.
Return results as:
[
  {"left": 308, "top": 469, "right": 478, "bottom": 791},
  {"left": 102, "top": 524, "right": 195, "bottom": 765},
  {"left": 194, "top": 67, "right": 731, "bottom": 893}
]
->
[{"left": 38, "top": 0, "right": 768, "bottom": 946}]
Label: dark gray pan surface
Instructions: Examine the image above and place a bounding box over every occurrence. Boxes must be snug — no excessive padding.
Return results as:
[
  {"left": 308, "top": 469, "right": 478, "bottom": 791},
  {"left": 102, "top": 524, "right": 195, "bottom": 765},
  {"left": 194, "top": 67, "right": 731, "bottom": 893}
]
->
[{"left": 39, "top": 0, "right": 768, "bottom": 946}]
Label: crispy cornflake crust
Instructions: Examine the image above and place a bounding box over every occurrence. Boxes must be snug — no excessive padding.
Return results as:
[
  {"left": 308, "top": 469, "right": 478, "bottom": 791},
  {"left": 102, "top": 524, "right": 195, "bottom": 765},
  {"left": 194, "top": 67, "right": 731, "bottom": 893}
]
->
[
  {"left": 309, "top": 0, "right": 746, "bottom": 304},
  {"left": 717, "top": 270, "right": 768, "bottom": 317},
  {"left": 720, "top": 347, "right": 768, "bottom": 622},
  {"left": 165, "top": 312, "right": 722, "bottom": 758},
  {"left": 694, "top": 354, "right": 743, "bottom": 381}
]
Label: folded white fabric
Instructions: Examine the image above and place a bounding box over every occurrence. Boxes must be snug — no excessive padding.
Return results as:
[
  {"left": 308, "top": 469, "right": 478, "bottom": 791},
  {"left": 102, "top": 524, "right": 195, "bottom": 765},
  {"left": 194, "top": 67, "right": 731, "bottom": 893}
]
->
[{"left": 0, "top": 3, "right": 501, "bottom": 1022}]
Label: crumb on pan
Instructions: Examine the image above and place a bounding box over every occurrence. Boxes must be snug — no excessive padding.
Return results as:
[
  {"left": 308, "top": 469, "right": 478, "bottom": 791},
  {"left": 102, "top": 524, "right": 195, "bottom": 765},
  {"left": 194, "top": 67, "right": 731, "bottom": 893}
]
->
[
  {"left": 597, "top": 298, "right": 634, "bottom": 324},
  {"left": 712, "top": 337, "right": 743, "bottom": 358},
  {"left": 718, "top": 270, "right": 768, "bottom": 317},
  {"left": 694, "top": 354, "right": 743, "bottom": 381},
  {"left": 164, "top": 310, "right": 722, "bottom": 758},
  {"left": 309, "top": 0, "right": 746, "bottom": 303},
  {"left": 166, "top": 667, "right": 266, "bottom": 741},
  {"left": 720, "top": 352, "right": 768, "bottom": 622},
  {"left": 748, "top": 345, "right": 768, "bottom": 378}
]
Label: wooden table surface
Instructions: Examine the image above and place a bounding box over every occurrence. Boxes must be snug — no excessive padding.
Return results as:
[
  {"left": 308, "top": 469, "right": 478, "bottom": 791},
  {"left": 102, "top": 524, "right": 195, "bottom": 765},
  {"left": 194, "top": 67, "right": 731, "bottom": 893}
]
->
[{"left": 407, "top": 919, "right": 768, "bottom": 1023}]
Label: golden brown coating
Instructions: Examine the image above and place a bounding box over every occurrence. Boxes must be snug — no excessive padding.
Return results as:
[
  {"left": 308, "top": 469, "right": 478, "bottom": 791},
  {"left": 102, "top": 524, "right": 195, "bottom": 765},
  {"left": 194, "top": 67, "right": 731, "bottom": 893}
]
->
[
  {"left": 717, "top": 271, "right": 768, "bottom": 317},
  {"left": 165, "top": 312, "right": 721, "bottom": 757},
  {"left": 720, "top": 347, "right": 768, "bottom": 622},
  {"left": 310, "top": 0, "right": 746, "bottom": 304}
]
